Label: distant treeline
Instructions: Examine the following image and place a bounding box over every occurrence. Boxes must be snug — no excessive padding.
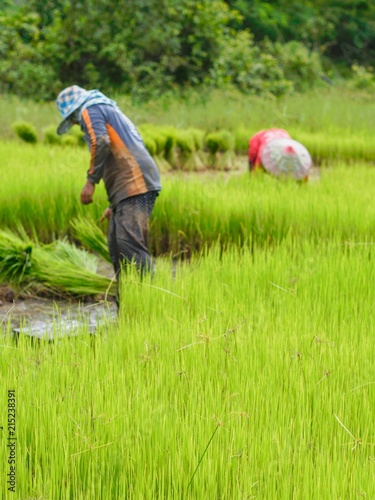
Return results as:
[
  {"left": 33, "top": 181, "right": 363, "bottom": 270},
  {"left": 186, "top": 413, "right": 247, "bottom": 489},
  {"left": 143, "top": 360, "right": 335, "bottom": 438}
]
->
[{"left": 0, "top": 0, "right": 374, "bottom": 100}]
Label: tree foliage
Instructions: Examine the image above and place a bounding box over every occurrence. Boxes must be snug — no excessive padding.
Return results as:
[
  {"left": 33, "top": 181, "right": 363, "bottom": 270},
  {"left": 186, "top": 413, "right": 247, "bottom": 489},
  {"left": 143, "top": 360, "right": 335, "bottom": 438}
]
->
[{"left": 0, "top": 0, "right": 372, "bottom": 100}]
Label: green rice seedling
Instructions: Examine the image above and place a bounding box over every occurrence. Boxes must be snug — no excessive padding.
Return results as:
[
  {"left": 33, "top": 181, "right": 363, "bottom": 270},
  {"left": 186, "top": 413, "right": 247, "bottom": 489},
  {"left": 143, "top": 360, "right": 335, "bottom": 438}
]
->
[
  {"left": 61, "top": 134, "right": 79, "bottom": 147},
  {"left": 142, "top": 133, "right": 157, "bottom": 157},
  {"left": 188, "top": 127, "right": 204, "bottom": 151},
  {"left": 205, "top": 129, "right": 236, "bottom": 170},
  {"left": 234, "top": 127, "right": 252, "bottom": 155},
  {"left": 43, "top": 125, "right": 62, "bottom": 145},
  {"left": 0, "top": 229, "right": 33, "bottom": 285},
  {"left": 139, "top": 124, "right": 174, "bottom": 172},
  {"left": 174, "top": 129, "right": 200, "bottom": 171},
  {"left": 1, "top": 141, "right": 375, "bottom": 253},
  {"left": 185, "top": 127, "right": 206, "bottom": 171},
  {"left": 149, "top": 164, "right": 375, "bottom": 255},
  {"left": 68, "top": 126, "right": 86, "bottom": 146},
  {"left": 0, "top": 142, "right": 108, "bottom": 240},
  {"left": 11, "top": 121, "right": 38, "bottom": 144},
  {"left": 32, "top": 243, "right": 115, "bottom": 298},
  {"left": 1, "top": 237, "right": 374, "bottom": 498},
  {"left": 0, "top": 226, "right": 114, "bottom": 298},
  {"left": 47, "top": 239, "right": 99, "bottom": 274},
  {"left": 70, "top": 216, "right": 111, "bottom": 263},
  {"left": 154, "top": 125, "right": 178, "bottom": 168}
]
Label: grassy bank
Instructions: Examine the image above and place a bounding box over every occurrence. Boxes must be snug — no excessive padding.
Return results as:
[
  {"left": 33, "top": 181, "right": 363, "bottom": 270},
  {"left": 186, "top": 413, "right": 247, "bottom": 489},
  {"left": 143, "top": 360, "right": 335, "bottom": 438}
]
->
[
  {"left": 1, "top": 240, "right": 374, "bottom": 498},
  {"left": 3, "top": 88, "right": 375, "bottom": 166},
  {"left": 2, "top": 88, "right": 375, "bottom": 139}
]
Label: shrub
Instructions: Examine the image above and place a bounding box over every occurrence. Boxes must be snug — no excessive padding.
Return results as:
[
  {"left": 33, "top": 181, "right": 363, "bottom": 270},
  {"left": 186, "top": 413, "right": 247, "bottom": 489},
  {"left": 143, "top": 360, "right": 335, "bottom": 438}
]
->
[
  {"left": 11, "top": 121, "right": 38, "bottom": 144},
  {"left": 350, "top": 64, "right": 375, "bottom": 91},
  {"left": 271, "top": 40, "right": 323, "bottom": 91},
  {"left": 209, "top": 31, "right": 294, "bottom": 97}
]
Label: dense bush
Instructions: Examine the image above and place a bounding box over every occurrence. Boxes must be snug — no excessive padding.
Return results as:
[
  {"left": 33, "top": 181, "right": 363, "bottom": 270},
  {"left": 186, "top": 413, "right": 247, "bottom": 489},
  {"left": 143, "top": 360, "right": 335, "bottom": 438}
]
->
[
  {"left": 0, "top": 0, "right": 343, "bottom": 100},
  {"left": 350, "top": 65, "right": 375, "bottom": 91}
]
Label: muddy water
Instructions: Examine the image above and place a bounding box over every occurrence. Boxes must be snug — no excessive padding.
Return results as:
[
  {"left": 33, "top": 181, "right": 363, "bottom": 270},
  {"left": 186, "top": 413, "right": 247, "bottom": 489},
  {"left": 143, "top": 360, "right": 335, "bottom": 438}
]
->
[{"left": 0, "top": 298, "right": 117, "bottom": 340}]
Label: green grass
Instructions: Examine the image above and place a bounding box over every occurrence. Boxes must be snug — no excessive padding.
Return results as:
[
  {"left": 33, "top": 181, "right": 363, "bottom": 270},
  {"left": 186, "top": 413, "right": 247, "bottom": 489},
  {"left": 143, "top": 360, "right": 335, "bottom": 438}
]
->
[
  {"left": 0, "top": 141, "right": 374, "bottom": 250},
  {"left": 2, "top": 87, "right": 375, "bottom": 139},
  {"left": 4, "top": 88, "right": 375, "bottom": 165},
  {"left": 1, "top": 239, "right": 374, "bottom": 498},
  {"left": 0, "top": 142, "right": 107, "bottom": 240},
  {"left": 0, "top": 119, "right": 374, "bottom": 497}
]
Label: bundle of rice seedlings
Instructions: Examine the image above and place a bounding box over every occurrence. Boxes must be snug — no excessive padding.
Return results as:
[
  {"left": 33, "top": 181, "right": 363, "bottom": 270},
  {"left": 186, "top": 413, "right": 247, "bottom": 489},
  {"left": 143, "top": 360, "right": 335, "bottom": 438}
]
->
[
  {"left": 0, "top": 229, "right": 33, "bottom": 284},
  {"left": 160, "top": 127, "right": 177, "bottom": 167},
  {"left": 186, "top": 128, "right": 206, "bottom": 170},
  {"left": 151, "top": 131, "right": 173, "bottom": 172},
  {"left": 139, "top": 125, "right": 172, "bottom": 172},
  {"left": 43, "top": 125, "right": 62, "bottom": 145},
  {"left": 11, "top": 121, "right": 38, "bottom": 144},
  {"left": 68, "top": 126, "right": 86, "bottom": 146},
  {"left": 234, "top": 128, "right": 252, "bottom": 155},
  {"left": 32, "top": 239, "right": 115, "bottom": 297},
  {"left": 205, "top": 129, "right": 236, "bottom": 170},
  {"left": 61, "top": 135, "right": 79, "bottom": 147},
  {"left": 0, "top": 227, "right": 115, "bottom": 298},
  {"left": 139, "top": 126, "right": 157, "bottom": 156},
  {"left": 174, "top": 130, "right": 199, "bottom": 171},
  {"left": 70, "top": 216, "right": 111, "bottom": 263},
  {"left": 32, "top": 246, "right": 115, "bottom": 298}
]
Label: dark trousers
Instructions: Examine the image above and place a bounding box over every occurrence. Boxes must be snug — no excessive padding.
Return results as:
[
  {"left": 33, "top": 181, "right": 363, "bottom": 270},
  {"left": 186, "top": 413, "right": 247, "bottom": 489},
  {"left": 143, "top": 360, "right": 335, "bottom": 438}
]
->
[{"left": 108, "top": 191, "right": 158, "bottom": 303}]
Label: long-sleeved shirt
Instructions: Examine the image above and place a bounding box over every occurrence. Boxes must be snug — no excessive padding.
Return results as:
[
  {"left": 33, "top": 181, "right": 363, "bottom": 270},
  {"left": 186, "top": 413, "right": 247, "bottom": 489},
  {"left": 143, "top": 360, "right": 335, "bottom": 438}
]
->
[
  {"left": 80, "top": 104, "right": 161, "bottom": 208},
  {"left": 248, "top": 128, "right": 291, "bottom": 169}
]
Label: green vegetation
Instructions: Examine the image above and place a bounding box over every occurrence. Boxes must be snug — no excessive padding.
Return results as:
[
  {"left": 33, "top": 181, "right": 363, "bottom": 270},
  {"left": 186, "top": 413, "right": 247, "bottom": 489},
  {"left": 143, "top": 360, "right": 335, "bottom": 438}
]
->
[
  {"left": 0, "top": 138, "right": 374, "bottom": 248},
  {"left": 1, "top": 1, "right": 374, "bottom": 100},
  {"left": 4, "top": 90, "right": 375, "bottom": 172},
  {"left": 11, "top": 121, "right": 38, "bottom": 144},
  {"left": 2, "top": 89, "right": 375, "bottom": 141},
  {"left": 1, "top": 237, "right": 374, "bottom": 497},
  {"left": 1, "top": 86, "right": 374, "bottom": 497},
  {"left": 1, "top": 1, "right": 374, "bottom": 496},
  {"left": 0, "top": 228, "right": 115, "bottom": 298}
]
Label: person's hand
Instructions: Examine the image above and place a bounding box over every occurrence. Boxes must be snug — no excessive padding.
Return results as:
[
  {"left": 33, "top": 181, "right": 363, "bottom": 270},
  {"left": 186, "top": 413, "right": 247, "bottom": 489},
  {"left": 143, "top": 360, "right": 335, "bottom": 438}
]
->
[
  {"left": 100, "top": 207, "right": 112, "bottom": 222},
  {"left": 80, "top": 181, "right": 95, "bottom": 205}
]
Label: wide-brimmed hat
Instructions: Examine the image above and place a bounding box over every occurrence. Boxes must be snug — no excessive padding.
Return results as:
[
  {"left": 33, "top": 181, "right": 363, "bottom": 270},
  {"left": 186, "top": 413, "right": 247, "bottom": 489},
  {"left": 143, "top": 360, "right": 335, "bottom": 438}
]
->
[
  {"left": 55, "top": 85, "right": 89, "bottom": 135},
  {"left": 260, "top": 138, "right": 312, "bottom": 180}
]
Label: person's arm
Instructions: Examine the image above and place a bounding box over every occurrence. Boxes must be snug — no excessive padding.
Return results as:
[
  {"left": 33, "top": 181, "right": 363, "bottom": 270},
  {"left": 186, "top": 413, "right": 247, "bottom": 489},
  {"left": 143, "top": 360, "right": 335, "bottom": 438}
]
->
[{"left": 100, "top": 207, "right": 112, "bottom": 222}]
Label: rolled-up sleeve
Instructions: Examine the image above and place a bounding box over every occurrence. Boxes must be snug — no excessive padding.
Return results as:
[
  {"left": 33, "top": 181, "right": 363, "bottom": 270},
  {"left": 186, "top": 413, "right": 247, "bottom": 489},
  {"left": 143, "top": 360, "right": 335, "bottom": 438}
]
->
[{"left": 81, "top": 107, "right": 110, "bottom": 184}]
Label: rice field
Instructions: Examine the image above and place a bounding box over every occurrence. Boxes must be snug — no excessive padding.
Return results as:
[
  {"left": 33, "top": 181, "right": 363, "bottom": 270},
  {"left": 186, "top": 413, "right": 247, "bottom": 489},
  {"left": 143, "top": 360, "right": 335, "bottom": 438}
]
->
[
  {"left": 1, "top": 89, "right": 375, "bottom": 497},
  {"left": 1, "top": 238, "right": 375, "bottom": 498},
  {"left": 0, "top": 142, "right": 374, "bottom": 248}
]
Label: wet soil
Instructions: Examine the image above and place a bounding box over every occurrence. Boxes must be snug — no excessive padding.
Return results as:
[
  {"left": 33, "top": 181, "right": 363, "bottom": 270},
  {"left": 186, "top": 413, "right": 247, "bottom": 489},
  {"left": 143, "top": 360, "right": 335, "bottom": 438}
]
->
[{"left": 0, "top": 286, "right": 117, "bottom": 340}]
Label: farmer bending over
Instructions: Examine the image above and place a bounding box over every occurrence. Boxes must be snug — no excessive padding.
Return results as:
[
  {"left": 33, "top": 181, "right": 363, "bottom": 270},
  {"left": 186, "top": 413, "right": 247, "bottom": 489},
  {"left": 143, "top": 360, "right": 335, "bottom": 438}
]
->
[
  {"left": 248, "top": 128, "right": 311, "bottom": 181},
  {"left": 55, "top": 85, "right": 161, "bottom": 305}
]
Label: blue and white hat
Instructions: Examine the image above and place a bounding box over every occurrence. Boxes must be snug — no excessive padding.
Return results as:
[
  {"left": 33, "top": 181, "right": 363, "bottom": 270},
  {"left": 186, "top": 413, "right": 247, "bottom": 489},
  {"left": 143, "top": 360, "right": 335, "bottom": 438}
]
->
[{"left": 55, "top": 85, "right": 89, "bottom": 135}]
